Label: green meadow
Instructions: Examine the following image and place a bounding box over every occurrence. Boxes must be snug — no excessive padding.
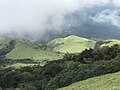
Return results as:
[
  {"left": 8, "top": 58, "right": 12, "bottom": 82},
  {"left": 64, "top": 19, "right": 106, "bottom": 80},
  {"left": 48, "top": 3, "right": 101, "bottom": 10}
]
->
[
  {"left": 101, "top": 39, "right": 120, "bottom": 47},
  {"left": 47, "top": 35, "right": 96, "bottom": 53},
  {"left": 5, "top": 38, "right": 61, "bottom": 61},
  {"left": 58, "top": 72, "right": 120, "bottom": 90}
]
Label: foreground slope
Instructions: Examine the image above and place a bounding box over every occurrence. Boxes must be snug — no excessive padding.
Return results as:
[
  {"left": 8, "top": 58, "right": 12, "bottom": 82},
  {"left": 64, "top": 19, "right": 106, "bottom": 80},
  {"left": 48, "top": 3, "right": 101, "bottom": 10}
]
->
[
  {"left": 0, "top": 37, "right": 61, "bottom": 61},
  {"left": 58, "top": 72, "right": 120, "bottom": 90},
  {"left": 47, "top": 35, "right": 96, "bottom": 53}
]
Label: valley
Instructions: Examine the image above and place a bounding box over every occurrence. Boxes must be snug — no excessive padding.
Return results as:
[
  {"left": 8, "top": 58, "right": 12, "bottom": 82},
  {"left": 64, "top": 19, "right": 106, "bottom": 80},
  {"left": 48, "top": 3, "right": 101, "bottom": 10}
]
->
[
  {"left": 0, "top": 35, "right": 120, "bottom": 68},
  {"left": 0, "top": 35, "right": 120, "bottom": 90}
]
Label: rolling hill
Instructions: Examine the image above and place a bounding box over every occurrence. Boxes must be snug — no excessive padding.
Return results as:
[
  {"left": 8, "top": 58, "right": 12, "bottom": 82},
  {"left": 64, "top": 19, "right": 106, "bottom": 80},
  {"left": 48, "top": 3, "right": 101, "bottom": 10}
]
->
[
  {"left": 1, "top": 36, "right": 120, "bottom": 62},
  {"left": 58, "top": 72, "right": 120, "bottom": 90},
  {"left": 0, "top": 37, "right": 12, "bottom": 49},
  {"left": 47, "top": 35, "right": 96, "bottom": 53},
  {"left": 101, "top": 39, "right": 120, "bottom": 47},
  {"left": 0, "top": 37, "right": 61, "bottom": 61}
]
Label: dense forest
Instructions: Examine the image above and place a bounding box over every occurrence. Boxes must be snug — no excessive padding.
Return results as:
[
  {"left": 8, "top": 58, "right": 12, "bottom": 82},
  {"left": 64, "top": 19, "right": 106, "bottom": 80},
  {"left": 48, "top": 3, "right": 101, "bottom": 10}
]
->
[{"left": 0, "top": 43, "right": 120, "bottom": 90}]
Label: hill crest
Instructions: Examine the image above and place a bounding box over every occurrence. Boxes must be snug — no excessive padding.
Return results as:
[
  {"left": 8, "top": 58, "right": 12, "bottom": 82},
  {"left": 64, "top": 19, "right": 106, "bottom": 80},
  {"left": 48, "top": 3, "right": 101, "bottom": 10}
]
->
[{"left": 47, "top": 35, "right": 96, "bottom": 53}]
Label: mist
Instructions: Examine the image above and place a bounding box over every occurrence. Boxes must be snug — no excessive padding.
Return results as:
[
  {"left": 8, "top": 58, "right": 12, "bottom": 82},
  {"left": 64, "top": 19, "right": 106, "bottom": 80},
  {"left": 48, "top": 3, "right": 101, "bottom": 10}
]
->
[
  {"left": 0, "top": 0, "right": 120, "bottom": 39},
  {"left": 0, "top": 0, "right": 81, "bottom": 36}
]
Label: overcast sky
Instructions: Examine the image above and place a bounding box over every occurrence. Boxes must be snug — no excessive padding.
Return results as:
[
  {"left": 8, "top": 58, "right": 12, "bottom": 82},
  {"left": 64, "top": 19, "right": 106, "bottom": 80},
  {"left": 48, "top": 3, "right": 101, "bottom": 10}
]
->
[{"left": 0, "top": 0, "right": 120, "bottom": 37}]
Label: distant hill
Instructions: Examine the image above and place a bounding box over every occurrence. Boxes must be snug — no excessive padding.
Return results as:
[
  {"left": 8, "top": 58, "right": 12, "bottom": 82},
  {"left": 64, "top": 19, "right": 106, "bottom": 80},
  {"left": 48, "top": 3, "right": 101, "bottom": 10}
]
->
[
  {"left": 0, "top": 37, "right": 61, "bottom": 61},
  {"left": 1, "top": 36, "right": 120, "bottom": 62},
  {"left": 0, "top": 38, "right": 12, "bottom": 49},
  {"left": 47, "top": 35, "right": 96, "bottom": 53},
  {"left": 101, "top": 39, "right": 120, "bottom": 47},
  {"left": 58, "top": 72, "right": 120, "bottom": 90}
]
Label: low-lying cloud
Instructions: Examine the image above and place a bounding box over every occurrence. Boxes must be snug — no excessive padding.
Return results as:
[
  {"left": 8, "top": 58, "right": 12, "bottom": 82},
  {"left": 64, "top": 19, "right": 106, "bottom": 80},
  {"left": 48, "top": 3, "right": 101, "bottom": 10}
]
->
[
  {"left": 91, "top": 9, "right": 120, "bottom": 28},
  {"left": 0, "top": 0, "right": 81, "bottom": 35},
  {"left": 0, "top": 0, "right": 120, "bottom": 39}
]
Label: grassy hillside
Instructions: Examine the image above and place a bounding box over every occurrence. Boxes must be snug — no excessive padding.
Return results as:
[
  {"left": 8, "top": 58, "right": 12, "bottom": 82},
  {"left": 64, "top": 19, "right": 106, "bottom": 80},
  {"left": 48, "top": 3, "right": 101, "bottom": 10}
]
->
[
  {"left": 0, "top": 37, "right": 61, "bottom": 61},
  {"left": 58, "top": 72, "right": 120, "bottom": 90},
  {"left": 0, "top": 44, "right": 120, "bottom": 89},
  {"left": 0, "top": 38, "right": 11, "bottom": 49},
  {"left": 47, "top": 35, "right": 96, "bottom": 53},
  {"left": 101, "top": 39, "right": 120, "bottom": 47},
  {"left": 6, "top": 63, "right": 37, "bottom": 68}
]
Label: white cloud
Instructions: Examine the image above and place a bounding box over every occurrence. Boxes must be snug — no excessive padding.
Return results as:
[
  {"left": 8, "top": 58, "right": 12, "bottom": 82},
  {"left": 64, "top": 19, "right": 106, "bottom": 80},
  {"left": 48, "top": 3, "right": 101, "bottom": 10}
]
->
[
  {"left": 91, "top": 9, "right": 120, "bottom": 28},
  {"left": 112, "top": 0, "right": 120, "bottom": 7},
  {"left": 0, "top": 0, "right": 81, "bottom": 34},
  {"left": 80, "top": 0, "right": 109, "bottom": 7},
  {"left": 0, "top": 0, "right": 119, "bottom": 37}
]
